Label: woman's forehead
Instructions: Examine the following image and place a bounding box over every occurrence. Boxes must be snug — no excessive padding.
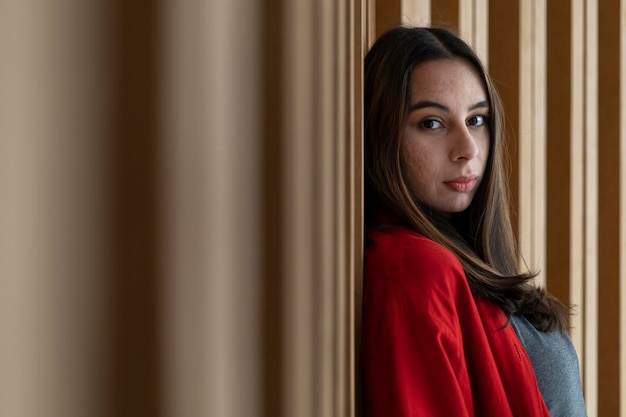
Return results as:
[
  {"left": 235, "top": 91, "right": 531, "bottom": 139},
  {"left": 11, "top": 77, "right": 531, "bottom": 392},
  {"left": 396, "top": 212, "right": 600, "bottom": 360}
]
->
[{"left": 408, "top": 59, "right": 488, "bottom": 108}]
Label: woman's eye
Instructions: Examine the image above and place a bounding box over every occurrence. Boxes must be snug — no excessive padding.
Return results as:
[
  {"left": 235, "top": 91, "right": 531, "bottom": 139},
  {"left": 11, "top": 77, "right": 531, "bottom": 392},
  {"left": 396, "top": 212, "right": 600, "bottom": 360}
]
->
[
  {"left": 419, "top": 119, "right": 442, "bottom": 129},
  {"left": 467, "top": 115, "right": 488, "bottom": 127}
]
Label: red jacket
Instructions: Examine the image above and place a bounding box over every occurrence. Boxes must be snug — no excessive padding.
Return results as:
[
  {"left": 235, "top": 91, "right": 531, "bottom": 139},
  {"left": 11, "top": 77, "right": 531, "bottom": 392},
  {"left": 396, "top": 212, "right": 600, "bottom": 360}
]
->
[{"left": 362, "top": 225, "right": 550, "bottom": 416}]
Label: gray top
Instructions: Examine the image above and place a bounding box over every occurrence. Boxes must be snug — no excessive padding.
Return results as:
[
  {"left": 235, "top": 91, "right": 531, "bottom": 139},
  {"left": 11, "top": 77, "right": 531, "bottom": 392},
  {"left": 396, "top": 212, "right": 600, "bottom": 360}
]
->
[{"left": 510, "top": 314, "right": 587, "bottom": 417}]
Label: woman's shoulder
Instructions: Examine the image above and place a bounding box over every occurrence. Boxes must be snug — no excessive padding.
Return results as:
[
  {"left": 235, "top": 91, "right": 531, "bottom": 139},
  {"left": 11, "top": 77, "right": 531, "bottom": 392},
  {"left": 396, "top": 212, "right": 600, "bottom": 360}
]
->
[
  {"left": 365, "top": 226, "right": 468, "bottom": 296},
  {"left": 367, "top": 225, "right": 462, "bottom": 271}
]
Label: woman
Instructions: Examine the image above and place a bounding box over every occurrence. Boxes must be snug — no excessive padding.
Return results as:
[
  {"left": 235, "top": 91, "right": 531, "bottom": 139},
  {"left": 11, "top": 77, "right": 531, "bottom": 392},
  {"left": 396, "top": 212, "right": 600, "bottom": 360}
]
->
[{"left": 362, "top": 27, "right": 587, "bottom": 416}]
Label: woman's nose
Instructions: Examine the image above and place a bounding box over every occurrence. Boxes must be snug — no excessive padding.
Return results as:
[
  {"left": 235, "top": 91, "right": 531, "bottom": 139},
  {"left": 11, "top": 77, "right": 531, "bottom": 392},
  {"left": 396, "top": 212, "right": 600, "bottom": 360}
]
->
[{"left": 449, "top": 126, "right": 480, "bottom": 161}]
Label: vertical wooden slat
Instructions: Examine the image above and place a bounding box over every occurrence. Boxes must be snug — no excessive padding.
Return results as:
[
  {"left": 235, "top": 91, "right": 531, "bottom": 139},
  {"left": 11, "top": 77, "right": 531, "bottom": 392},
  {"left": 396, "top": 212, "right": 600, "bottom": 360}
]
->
[
  {"left": 333, "top": 2, "right": 366, "bottom": 416},
  {"left": 282, "top": 1, "right": 315, "bottom": 415},
  {"left": 350, "top": 1, "right": 367, "bottom": 416},
  {"left": 336, "top": 0, "right": 349, "bottom": 412},
  {"left": 621, "top": 0, "right": 626, "bottom": 414},
  {"left": 474, "top": 0, "right": 489, "bottom": 65},
  {"left": 402, "top": 0, "right": 431, "bottom": 25},
  {"left": 375, "top": 0, "right": 400, "bottom": 37},
  {"left": 260, "top": 0, "right": 284, "bottom": 416},
  {"left": 457, "top": 0, "right": 489, "bottom": 63},
  {"left": 546, "top": 0, "right": 572, "bottom": 314},
  {"left": 570, "top": 0, "right": 586, "bottom": 373},
  {"left": 488, "top": 0, "right": 520, "bottom": 239},
  {"left": 431, "top": 0, "right": 460, "bottom": 29},
  {"left": 518, "top": 0, "right": 547, "bottom": 287},
  {"left": 354, "top": 2, "right": 368, "bottom": 417},
  {"left": 584, "top": 0, "right": 599, "bottom": 414},
  {"left": 532, "top": 0, "right": 547, "bottom": 287},
  {"left": 314, "top": 0, "right": 335, "bottom": 415},
  {"left": 597, "top": 0, "right": 621, "bottom": 415},
  {"left": 367, "top": 0, "right": 377, "bottom": 47},
  {"left": 107, "top": 1, "right": 163, "bottom": 415},
  {"left": 459, "top": 0, "right": 474, "bottom": 46},
  {"left": 518, "top": 0, "right": 531, "bottom": 280}
]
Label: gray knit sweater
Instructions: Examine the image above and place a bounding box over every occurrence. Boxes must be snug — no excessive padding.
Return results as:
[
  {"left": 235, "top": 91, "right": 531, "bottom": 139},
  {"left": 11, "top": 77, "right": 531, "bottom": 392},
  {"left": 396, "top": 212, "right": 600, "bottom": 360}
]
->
[{"left": 510, "top": 314, "right": 587, "bottom": 417}]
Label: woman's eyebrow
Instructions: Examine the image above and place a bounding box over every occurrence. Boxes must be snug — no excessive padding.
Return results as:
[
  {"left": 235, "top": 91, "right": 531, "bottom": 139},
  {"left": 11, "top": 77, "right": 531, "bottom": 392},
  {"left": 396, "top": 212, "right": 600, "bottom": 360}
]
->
[
  {"left": 469, "top": 100, "right": 490, "bottom": 111},
  {"left": 408, "top": 100, "right": 448, "bottom": 112},
  {"left": 408, "top": 99, "right": 490, "bottom": 113}
]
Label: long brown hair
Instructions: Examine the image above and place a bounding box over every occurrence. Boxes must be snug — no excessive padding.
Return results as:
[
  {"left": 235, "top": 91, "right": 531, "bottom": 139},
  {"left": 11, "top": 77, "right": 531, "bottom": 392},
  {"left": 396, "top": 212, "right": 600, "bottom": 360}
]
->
[{"left": 365, "top": 26, "right": 569, "bottom": 332}]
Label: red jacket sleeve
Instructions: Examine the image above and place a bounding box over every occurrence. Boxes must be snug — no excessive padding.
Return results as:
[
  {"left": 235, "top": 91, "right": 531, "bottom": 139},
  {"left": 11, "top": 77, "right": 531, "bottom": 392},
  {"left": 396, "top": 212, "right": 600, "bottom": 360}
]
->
[{"left": 362, "top": 229, "right": 476, "bottom": 417}]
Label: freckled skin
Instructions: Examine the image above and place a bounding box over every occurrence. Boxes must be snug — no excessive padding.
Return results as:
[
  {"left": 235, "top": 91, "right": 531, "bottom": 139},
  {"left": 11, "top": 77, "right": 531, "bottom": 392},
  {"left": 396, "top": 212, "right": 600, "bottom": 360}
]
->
[{"left": 401, "top": 58, "right": 490, "bottom": 217}]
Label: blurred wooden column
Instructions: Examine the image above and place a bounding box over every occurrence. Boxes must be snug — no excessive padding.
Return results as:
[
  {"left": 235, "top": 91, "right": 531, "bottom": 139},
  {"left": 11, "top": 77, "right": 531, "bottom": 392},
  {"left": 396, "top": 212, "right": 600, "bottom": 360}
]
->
[
  {"left": 163, "top": 0, "right": 366, "bottom": 417},
  {"left": 161, "top": 1, "right": 264, "bottom": 417},
  {"left": 0, "top": 1, "right": 108, "bottom": 416}
]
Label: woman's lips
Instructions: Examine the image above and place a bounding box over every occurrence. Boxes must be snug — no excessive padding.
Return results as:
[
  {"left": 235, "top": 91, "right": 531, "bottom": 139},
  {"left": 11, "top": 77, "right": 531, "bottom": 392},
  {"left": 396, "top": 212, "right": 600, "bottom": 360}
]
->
[{"left": 444, "top": 175, "right": 478, "bottom": 192}]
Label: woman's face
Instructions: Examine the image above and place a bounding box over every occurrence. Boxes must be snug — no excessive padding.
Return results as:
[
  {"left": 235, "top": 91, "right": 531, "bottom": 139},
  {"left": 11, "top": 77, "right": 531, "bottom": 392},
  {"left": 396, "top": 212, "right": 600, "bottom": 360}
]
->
[{"left": 400, "top": 58, "right": 490, "bottom": 217}]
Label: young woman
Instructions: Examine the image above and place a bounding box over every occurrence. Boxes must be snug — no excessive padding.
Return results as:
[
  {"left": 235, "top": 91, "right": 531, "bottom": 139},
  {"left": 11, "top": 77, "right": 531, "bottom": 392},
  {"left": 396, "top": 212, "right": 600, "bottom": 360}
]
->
[{"left": 362, "top": 26, "right": 587, "bottom": 416}]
